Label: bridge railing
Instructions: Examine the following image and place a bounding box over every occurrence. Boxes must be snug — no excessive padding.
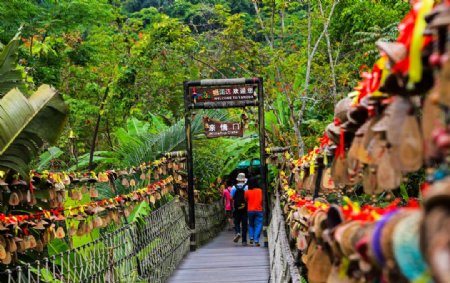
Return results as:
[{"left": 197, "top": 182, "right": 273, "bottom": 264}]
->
[
  {"left": 2, "top": 197, "right": 224, "bottom": 283},
  {"left": 194, "top": 200, "right": 225, "bottom": 246},
  {"left": 268, "top": 187, "right": 303, "bottom": 283}
]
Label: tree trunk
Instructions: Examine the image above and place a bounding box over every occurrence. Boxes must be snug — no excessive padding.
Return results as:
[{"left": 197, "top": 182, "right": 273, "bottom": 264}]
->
[{"left": 88, "top": 86, "right": 110, "bottom": 170}]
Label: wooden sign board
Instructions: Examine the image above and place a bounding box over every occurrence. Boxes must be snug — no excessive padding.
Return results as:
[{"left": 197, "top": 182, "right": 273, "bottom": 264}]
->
[
  {"left": 203, "top": 118, "right": 243, "bottom": 138},
  {"left": 190, "top": 85, "right": 257, "bottom": 103}
]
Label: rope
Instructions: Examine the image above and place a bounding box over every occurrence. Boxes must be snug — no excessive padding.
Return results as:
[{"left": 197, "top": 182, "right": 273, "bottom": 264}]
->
[{"left": 268, "top": 187, "right": 302, "bottom": 283}]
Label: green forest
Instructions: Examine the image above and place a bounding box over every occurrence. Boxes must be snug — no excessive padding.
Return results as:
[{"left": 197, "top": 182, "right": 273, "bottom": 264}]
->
[
  {"left": 0, "top": 0, "right": 410, "bottom": 182},
  {"left": 3, "top": 1, "right": 450, "bottom": 282}
]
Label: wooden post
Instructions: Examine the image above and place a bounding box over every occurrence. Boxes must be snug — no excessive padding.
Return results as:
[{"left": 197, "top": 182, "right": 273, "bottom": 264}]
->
[
  {"left": 313, "top": 156, "right": 324, "bottom": 200},
  {"left": 184, "top": 81, "right": 196, "bottom": 251},
  {"left": 257, "top": 78, "right": 269, "bottom": 248}
]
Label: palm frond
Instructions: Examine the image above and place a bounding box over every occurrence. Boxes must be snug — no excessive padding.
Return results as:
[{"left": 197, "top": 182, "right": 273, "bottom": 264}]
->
[
  {"left": 114, "top": 109, "right": 229, "bottom": 167},
  {"left": 0, "top": 85, "right": 68, "bottom": 178}
]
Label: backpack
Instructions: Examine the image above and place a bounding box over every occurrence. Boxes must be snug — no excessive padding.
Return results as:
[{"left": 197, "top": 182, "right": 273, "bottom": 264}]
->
[{"left": 233, "top": 184, "right": 247, "bottom": 211}]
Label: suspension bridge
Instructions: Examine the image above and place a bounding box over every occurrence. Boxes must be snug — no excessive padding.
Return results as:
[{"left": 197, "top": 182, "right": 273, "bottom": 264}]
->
[{"left": 2, "top": 188, "right": 300, "bottom": 283}]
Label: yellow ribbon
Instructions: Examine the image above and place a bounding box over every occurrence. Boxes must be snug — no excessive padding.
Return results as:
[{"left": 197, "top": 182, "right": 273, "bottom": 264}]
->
[{"left": 408, "top": 0, "right": 434, "bottom": 86}]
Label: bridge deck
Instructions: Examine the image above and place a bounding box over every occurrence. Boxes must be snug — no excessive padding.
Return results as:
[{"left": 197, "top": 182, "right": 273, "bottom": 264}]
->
[{"left": 168, "top": 229, "right": 270, "bottom": 283}]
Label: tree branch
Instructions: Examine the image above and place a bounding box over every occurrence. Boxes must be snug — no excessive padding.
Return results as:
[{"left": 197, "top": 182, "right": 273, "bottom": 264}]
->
[
  {"left": 253, "top": 0, "right": 273, "bottom": 48},
  {"left": 297, "top": 0, "right": 339, "bottom": 156},
  {"left": 318, "top": 0, "right": 338, "bottom": 102},
  {"left": 190, "top": 56, "right": 227, "bottom": 79}
]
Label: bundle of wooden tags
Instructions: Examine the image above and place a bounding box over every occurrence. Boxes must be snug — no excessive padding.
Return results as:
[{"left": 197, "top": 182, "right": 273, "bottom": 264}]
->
[
  {"left": 0, "top": 155, "right": 186, "bottom": 266},
  {"left": 279, "top": 1, "right": 450, "bottom": 283}
]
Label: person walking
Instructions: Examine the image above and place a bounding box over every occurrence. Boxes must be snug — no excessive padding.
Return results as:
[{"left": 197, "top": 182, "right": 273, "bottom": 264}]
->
[
  {"left": 231, "top": 173, "right": 248, "bottom": 246},
  {"left": 245, "top": 178, "right": 263, "bottom": 246},
  {"left": 222, "top": 181, "right": 233, "bottom": 231}
]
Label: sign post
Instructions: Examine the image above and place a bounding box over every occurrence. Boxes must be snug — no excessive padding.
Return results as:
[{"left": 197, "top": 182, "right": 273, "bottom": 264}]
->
[{"left": 183, "top": 78, "right": 269, "bottom": 250}]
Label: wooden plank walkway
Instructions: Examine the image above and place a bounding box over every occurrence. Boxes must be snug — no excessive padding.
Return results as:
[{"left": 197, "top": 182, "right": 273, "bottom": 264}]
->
[{"left": 168, "top": 229, "right": 270, "bottom": 283}]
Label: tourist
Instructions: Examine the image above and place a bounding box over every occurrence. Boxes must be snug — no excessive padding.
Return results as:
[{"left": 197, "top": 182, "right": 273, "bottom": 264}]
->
[
  {"left": 231, "top": 173, "right": 248, "bottom": 246},
  {"left": 245, "top": 177, "right": 263, "bottom": 246},
  {"left": 222, "top": 180, "right": 233, "bottom": 231}
]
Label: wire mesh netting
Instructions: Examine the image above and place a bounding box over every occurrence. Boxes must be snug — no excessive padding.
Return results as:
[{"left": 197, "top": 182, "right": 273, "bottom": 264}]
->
[
  {"left": 2, "top": 197, "right": 191, "bottom": 283},
  {"left": 268, "top": 190, "right": 302, "bottom": 283},
  {"left": 193, "top": 201, "right": 225, "bottom": 246},
  {"left": 2, "top": 197, "right": 225, "bottom": 283}
]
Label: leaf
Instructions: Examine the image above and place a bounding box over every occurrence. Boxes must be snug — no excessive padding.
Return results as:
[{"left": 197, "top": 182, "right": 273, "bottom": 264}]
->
[
  {"left": 127, "top": 117, "right": 150, "bottom": 136},
  {"left": 127, "top": 201, "right": 151, "bottom": 223},
  {"left": 148, "top": 112, "right": 168, "bottom": 134},
  {"left": 0, "top": 29, "right": 25, "bottom": 97},
  {"left": 67, "top": 151, "right": 119, "bottom": 172},
  {"left": 19, "top": 260, "right": 64, "bottom": 283},
  {"left": 399, "top": 183, "right": 409, "bottom": 202},
  {"left": 0, "top": 85, "right": 68, "bottom": 178},
  {"left": 37, "top": 146, "right": 64, "bottom": 171}
]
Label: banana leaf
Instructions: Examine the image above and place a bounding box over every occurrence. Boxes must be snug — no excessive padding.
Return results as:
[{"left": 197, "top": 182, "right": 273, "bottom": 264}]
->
[
  {"left": 0, "top": 29, "right": 25, "bottom": 97},
  {"left": 0, "top": 85, "right": 68, "bottom": 178}
]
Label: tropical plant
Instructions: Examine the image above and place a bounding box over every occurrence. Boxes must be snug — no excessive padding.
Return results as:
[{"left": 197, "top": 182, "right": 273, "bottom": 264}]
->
[
  {"left": 113, "top": 109, "right": 229, "bottom": 167},
  {"left": 35, "top": 146, "right": 64, "bottom": 171},
  {"left": 0, "top": 30, "right": 68, "bottom": 179},
  {"left": 353, "top": 23, "right": 399, "bottom": 58},
  {"left": 0, "top": 29, "right": 26, "bottom": 96}
]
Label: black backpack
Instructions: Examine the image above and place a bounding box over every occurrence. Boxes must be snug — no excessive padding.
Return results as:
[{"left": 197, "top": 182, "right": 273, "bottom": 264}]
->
[{"left": 233, "top": 184, "right": 247, "bottom": 211}]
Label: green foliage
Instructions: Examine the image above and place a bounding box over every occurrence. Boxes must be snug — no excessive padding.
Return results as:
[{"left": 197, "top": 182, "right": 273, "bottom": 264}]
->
[
  {"left": 0, "top": 29, "right": 26, "bottom": 96},
  {"left": 0, "top": 0, "right": 413, "bottom": 175},
  {"left": 36, "top": 146, "right": 64, "bottom": 171},
  {"left": 67, "top": 151, "right": 119, "bottom": 172},
  {"left": 127, "top": 201, "right": 151, "bottom": 223},
  {"left": 0, "top": 85, "right": 68, "bottom": 178}
]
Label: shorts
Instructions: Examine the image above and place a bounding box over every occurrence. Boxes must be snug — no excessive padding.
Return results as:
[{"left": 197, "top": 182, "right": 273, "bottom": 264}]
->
[{"left": 225, "top": 210, "right": 232, "bottom": 218}]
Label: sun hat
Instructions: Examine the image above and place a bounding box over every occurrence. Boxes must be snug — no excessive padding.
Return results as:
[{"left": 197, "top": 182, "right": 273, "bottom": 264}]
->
[
  {"left": 420, "top": 207, "right": 450, "bottom": 283},
  {"left": 398, "top": 114, "right": 423, "bottom": 172},
  {"left": 422, "top": 83, "right": 443, "bottom": 161},
  {"left": 236, "top": 173, "right": 247, "bottom": 183},
  {"left": 307, "top": 239, "right": 332, "bottom": 283},
  {"left": 321, "top": 167, "right": 335, "bottom": 192},
  {"left": 420, "top": 177, "right": 450, "bottom": 283},
  {"left": 393, "top": 210, "right": 432, "bottom": 283},
  {"left": 378, "top": 71, "right": 434, "bottom": 97},
  {"left": 377, "top": 148, "right": 402, "bottom": 191},
  {"left": 335, "top": 97, "right": 353, "bottom": 122},
  {"left": 327, "top": 265, "right": 357, "bottom": 283},
  {"left": 326, "top": 122, "right": 340, "bottom": 145},
  {"left": 423, "top": 177, "right": 450, "bottom": 212},
  {"left": 327, "top": 205, "right": 345, "bottom": 232},
  {"left": 362, "top": 165, "right": 380, "bottom": 195},
  {"left": 371, "top": 210, "right": 400, "bottom": 267},
  {"left": 380, "top": 210, "right": 411, "bottom": 283},
  {"left": 310, "top": 209, "right": 328, "bottom": 241},
  {"left": 340, "top": 222, "right": 363, "bottom": 258},
  {"left": 375, "top": 41, "right": 407, "bottom": 64},
  {"left": 347, "top": 96, "right": 370, "bottom": 126},
  {"left": 439, "top": 54, "right": 450, "bottom": 108},
  {"left": 427, "top": 5, "right": 450, "bottom": 29}
]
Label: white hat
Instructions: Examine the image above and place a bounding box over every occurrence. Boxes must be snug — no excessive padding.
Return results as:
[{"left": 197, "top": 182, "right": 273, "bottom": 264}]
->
[{"left": 236, "top": 173, "right": 247, "bottom": 183}]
